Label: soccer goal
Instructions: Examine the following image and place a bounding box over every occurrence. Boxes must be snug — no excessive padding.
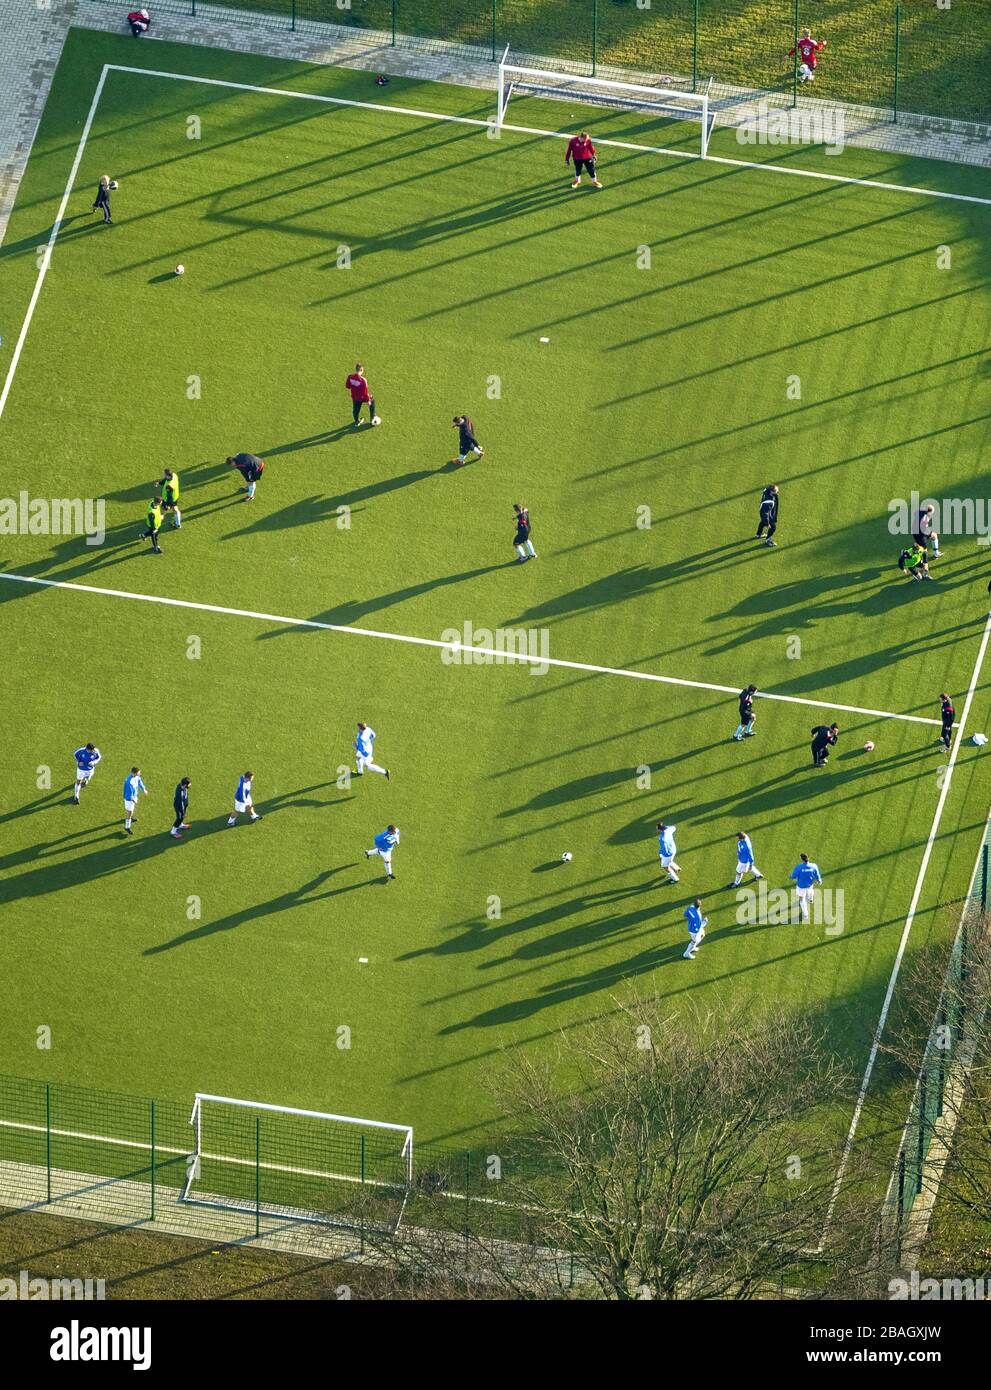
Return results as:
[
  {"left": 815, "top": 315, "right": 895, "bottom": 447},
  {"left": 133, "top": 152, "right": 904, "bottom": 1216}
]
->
[
  {"left": 181, "top": 1093, "right": 414, "bottom": 1232},
  {"left": 497, "top": 58, "right": 715, "bottom": 158}
]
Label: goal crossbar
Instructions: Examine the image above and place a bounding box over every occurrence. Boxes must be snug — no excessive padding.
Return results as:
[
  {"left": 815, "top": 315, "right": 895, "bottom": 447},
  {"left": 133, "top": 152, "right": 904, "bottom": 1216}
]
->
[
  {"left": 497, "top": 60, "right": 714, "bottom": 157},
  {"left": 181, "top": 1093, "right": 414, "bottom": 1231}
]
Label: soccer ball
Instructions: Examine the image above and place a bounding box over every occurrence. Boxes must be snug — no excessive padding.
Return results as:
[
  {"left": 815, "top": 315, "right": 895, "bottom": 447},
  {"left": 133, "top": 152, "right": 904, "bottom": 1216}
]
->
[
  {"left": 109, "top": 179, "right": 119, "bottom": 190},
  {"left": 561, "top": 851, "right": 573, "bottom": 862},
  {"left": 864, "top": 741, "right": 875, "bottom": 752},
  {"left": 174, "top": 264, "right": 185, "bottom": 276},
  {"left": 371, "top": 415, "right": 382, "bottom": 426},
  {"left": 973, "top": 733, "right": 988, "bottom": 746}
]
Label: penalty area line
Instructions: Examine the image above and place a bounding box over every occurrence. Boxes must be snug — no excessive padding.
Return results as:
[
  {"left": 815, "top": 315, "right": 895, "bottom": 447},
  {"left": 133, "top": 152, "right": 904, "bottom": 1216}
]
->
[
  {"left": 0, "top": 571, "right": 945, "bottom": 727},
  {"left": 101, "top": 66, "right": 991, "bottom": 208},
  {"left": 822, "top": 606, "right": 991, "bottom": 1243}
]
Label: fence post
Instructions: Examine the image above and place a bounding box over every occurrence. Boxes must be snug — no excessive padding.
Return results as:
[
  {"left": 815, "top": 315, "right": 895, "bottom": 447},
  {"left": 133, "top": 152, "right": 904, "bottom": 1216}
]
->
[
  {"left": 150, "top": 1100, "right": 156, "bottom": 1220},
  {"left": 895, "top": 1151, "right": 905, "bottom": 1258},
  {"left": 916, "top": 1070, "right": 927, "bottom": 1192},
  {"left": 191, "top": 0, "right": 196, "bottom": 17},
  {"left": 491, "top": 0, "right": 497, "bottom": 62},
  {"left": 45, "top": 1083, "right": 52, "bottom": 1204},
  {"left": 392, "top": 0, "right": 397, "bottom": 48},
  {"left": 892, "top": 5, "right": 900, "bottom": 123},
  {"left": 981, "top": 843, "right": 988, "bottom": 910},
  {"left": 291, "top": 0, "right": 296, "bottom": 33},
  {"left": 692, "top": 0, "right": 699, "bottom": 93},
  {"left": 791, "top": 0, "right": 800, "bottom": 108},
  {"left": 255, "top": 1117, "right": 261, "bottom": 1239},
  {"left": 592, "top": 0, "right": 598, "bottom": 77}
]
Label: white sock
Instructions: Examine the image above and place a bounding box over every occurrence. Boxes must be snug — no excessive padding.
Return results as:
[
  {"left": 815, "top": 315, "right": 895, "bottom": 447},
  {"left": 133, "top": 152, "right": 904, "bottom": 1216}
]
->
[
  {"left": 366, "top": 762, "right": 387, "bottom": 776},
  {"left": 125, "top": 816, "right": 132, "bottom": 829},
  {"left": 174, "top": 508, "right": 181, "bottom": 526},
  {"left": 516, "top": 545, "right": 525, "bottom": 558},
  {"left": 734, "top": 724, "right": 743, "bottom": 738},
  {"left": 526, "top": 541, "right": 536, "bottom": 556}
]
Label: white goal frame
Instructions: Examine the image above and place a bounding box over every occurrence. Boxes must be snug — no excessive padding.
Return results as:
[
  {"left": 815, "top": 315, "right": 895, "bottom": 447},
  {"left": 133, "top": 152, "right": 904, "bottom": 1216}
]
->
[
  {"left": 181, "top": 1092, "right": 414, "bottom": 1229},
  {"left": 497, "top": 58, "right": 715, "bottom": 158}
]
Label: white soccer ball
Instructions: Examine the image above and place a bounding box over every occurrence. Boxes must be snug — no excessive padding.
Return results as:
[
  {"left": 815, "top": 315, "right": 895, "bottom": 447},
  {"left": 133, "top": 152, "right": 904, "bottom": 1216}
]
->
[
  {"left": 973, "top": 733, "right": 988, "bottom": 746},
  {"left": 174, "top": 264, "right": 185, "bottom": 276},
  {"left": 109, "top": 179, "right": 119, "bottom": 190},
  {"left": 561, "top": 851, "right": 572, "bottom": 862},
  {"left": 864, "top": 741, "right": 875, "bottom": 752},
  {"left": 371, "top": 415, "right": 381, "bottom": 426}
]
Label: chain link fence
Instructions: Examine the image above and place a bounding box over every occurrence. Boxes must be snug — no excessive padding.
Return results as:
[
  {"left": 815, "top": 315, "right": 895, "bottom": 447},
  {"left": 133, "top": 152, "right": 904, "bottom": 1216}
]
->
[{"left": 88, "top": 0, "right": 989, "bottom": 123}]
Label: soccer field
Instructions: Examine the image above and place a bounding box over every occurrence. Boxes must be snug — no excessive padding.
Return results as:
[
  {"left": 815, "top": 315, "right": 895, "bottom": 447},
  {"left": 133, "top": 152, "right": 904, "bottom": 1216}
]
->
[{"left": 1, "top": 28, "right": 989, "bottom": 1165}]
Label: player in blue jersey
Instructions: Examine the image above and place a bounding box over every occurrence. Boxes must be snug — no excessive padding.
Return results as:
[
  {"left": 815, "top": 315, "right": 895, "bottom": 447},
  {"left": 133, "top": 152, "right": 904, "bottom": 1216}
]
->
[
  {"left": 789, "top": 852, "right": 822, "bottom": 922},
  {"left": 122, "top": 767, "right": 147, "bottom": 835},
  {"left": 656, "top": 821, "right": 681, "bottom": 884},
  {"left": 72, "top": 743, "right": 101, "bottom": 803},
  {"left": 365, "top": 824, "right": 399, "bottom": 880},
  {"left": 732, "top": 831, "right": 763, "bottom": 887},
  {"left": 354, "top": 723, "right": 390, "bottom": 780},
  {"left": 684, "top": 898, "right": 708, "bottom": 959},
  {"left": 227, "top": 772, "right": 261, "bottom": 826}
]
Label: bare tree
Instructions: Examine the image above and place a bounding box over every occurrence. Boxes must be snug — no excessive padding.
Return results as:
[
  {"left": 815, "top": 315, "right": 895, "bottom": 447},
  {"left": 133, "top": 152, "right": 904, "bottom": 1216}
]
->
[{"left": 344, "top": 995, "right": 881, "bottom": 1299}]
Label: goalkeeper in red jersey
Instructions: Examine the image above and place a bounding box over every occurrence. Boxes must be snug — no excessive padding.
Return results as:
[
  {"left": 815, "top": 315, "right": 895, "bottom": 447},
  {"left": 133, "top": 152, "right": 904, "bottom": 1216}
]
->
[
  {"left": 565, "top": 131, "right": 602, "bottom": 189},
  {"left": 789, "top": 27, "right": 827, "bottom": 84}
]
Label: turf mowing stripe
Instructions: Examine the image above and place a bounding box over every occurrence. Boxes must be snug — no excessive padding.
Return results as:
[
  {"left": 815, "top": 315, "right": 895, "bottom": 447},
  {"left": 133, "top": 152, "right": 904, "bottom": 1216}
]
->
[
  {"left": 0, "top": 571, "right": 947, "bottom": 727},
  {"left": 0, "top": 66, "right": 109, "bottom": 423},
  {"left": 96, "top": 65, "right": 991, "bottom": 210},
  {"left": 824, "top": 607, "right": 991, "bottom": 1242}
]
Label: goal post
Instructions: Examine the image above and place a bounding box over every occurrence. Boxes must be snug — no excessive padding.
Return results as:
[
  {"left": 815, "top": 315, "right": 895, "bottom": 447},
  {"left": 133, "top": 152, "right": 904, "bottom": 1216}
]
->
[
  {"left": 181, "top": 1093, "right": 414, "bottom": 1232},
  {"left": 496, "top": 60, "right": 715, "bottom": 158}
]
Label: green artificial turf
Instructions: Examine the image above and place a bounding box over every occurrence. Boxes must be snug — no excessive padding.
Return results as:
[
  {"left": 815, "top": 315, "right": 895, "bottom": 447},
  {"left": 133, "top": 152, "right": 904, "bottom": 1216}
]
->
[{"left": 0, "top": 29, "right": 989, "bottom": 1168}]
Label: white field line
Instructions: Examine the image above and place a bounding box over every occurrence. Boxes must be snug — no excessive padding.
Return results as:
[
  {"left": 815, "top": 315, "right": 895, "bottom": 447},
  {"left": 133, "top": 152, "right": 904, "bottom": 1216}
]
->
[
  {"left": 0, "top": 572, "right": 947, "bottom": 727},
  {"left": 823, "top": 608, "right": 991, "bottom": 1240},
  {"left": 0, "top": 67, "right": 109, "bottom": 422},
  {"left": 99, "top": 65, "right": 991, "bottom": 207},
  {"left": 880, "top": 803, "right": 991, "bottom": 1217}
]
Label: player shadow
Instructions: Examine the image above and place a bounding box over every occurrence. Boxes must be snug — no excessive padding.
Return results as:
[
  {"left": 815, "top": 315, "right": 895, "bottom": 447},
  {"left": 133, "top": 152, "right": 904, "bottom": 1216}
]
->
[
  {"left": 0, "top": 784, "right": 75, "bottom": 828},
  {"left": 258, "top": 426, "right": 362, "bottom": 455},
  {"left": 258, "top": 564, "right": 504, "bottom": 633},
  {"left": 143, "top": 866, "right": 375, "bottom": 954},
  {"left": 499, "top": 763, "right": 663, "bottom": 819},
  {"left": 222, "top": 470, "right": 436, "bottom": 539},
  {"left": 260, "top": 782, "right": 353, "bottom": 812}
]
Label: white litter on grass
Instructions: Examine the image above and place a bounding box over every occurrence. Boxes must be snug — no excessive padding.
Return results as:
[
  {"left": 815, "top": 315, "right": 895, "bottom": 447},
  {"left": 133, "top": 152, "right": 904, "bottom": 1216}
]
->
[
  {"left": 539, "top": 336, "right": 550, "bottom": 343},
  {"left": 358, "top": 956, "right": 369, "bottom": 963}
]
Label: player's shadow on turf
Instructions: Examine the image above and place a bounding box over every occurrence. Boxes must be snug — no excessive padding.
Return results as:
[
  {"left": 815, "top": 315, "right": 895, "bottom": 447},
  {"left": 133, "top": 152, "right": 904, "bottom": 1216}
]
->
[
  {"left": 103, "top": 461, "right": 229, "bottom": 506},
  {"left": 223, "top": 470, "right": 436, "bottom": 538},
  {"left": 0, "top": 785, "right": 75, "bottom": 828},
  {"left": 500, "top": 765, "right": 662, "bottom": 818},
  {"left": 261, "top": 782, "right": 352, "bottom": 812},
  {"left": 143, "top": 866, "right": 373, "bottom": 953},
  {"left": 260, "top": 427, "right": 363, "bottom": 455},
  {"left": 258, "top": 564, "right": 504, "bottom": 632}
]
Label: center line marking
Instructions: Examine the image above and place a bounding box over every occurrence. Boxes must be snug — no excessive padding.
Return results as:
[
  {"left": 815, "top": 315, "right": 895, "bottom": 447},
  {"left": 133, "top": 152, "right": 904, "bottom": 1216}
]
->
[{"left": 0, "top": 571, "right": 945, "bottom": 726}]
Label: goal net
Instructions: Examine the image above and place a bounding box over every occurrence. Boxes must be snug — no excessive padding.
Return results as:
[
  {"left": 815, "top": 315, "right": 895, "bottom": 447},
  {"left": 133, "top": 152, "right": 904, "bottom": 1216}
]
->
[
  {"left": 181, "top": 1093, "right": 414, "bottom": 1233},
  {"left": 497, "top": 60, "right": 715, "bottom": 158}
]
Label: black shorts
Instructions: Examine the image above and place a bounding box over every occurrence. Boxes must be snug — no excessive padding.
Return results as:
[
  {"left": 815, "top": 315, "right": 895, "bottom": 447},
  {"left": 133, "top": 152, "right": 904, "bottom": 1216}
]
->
[
  {"left": 514, "top": 528, "right": 530, "bottom": 546},
  {"left": 912, "top": 532, "right": 929, "bottom": 548},
  {"left": 573, "top": 157, "right": 596, "bottom": 177},
  {"left": 162, "top": 497, "right": 178, "bottom": 510}
]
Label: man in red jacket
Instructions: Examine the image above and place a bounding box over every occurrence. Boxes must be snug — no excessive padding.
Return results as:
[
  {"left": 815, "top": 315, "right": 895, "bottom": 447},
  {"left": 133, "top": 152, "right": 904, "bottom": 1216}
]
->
[
  {"left": 565, "top": 131, "right": 602, "bottom": 190},
  {"left": 345, "top": 363, "right": 379, "bottom": 428}
]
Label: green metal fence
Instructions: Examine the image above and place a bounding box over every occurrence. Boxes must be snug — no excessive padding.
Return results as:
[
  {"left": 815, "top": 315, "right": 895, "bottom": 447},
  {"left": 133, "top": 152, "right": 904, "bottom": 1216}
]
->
[
  {"left": 90, "top": 0, "right": 989, "bottom": 124},
  {"left": 891, "top": 843, "right": 987, "bottom": 1233},
  {"left": 0, "top": 1072, "right": 567, "bottom": 1271}
]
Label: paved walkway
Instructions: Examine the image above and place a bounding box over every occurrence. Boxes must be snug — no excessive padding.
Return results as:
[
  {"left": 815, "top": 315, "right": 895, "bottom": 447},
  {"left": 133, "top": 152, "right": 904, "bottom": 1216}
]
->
[{"left": 1, "top": 0, "right": 989, "bottom": 250}]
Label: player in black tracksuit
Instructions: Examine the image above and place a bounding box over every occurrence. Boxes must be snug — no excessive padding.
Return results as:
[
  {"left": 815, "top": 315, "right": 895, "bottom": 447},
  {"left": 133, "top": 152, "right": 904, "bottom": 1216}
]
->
[
  {"left": 452, "top": 415, "right": 483, "bottom": 466},
  {"left": 811, "top": 723, "right": 838, "bottom": 767},
  {"left": 939, "top": 693, "right": 955, "bottom": 751},
  {"left": 513, "top": 504, "right": 537, "bottom": 563},
  {"left": 733, "top": 684, "right": 757, "bottom": 740},
  {"left": 757, "top": 484, "right": 779, "bottom": 546},
  {"left": 170, "top": 778, "right": 191, "bottom": 838},
  {"left": 92, "top": 176, "right": 113, "bottom": 224}
]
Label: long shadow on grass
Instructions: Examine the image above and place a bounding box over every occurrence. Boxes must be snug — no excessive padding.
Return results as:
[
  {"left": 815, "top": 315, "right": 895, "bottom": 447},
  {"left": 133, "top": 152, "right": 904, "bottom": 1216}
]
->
[
  {"left": 143, "top": 866, "right": 374, "bottom": 954},
  {"left": 257, "top": 563, "right": 505, "bottom": 633},
  {"left": 223, "top": 469, "right": 437, "bottom": 539}
]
